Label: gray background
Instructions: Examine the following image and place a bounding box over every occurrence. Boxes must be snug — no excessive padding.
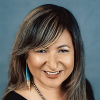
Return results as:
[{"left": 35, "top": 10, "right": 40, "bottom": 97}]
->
[{"left": 0, "top": 0, "right": 100, "bottom": 100}]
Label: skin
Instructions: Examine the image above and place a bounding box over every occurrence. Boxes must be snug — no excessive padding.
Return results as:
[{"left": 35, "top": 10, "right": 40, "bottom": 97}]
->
[{"left": 15, "top": 29, "right": 74, "bottom": 100}]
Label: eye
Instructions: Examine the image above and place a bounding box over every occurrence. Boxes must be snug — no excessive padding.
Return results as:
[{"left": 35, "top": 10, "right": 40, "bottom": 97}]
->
[
  {"left": 59, "top": 50, "right": 68, "bottom": 53},
  {"left": 36, "top": 50, "right": 46, "bottom": 53},
  {"left": 35, "top": 49, "right": 68, "bottom": 53}
]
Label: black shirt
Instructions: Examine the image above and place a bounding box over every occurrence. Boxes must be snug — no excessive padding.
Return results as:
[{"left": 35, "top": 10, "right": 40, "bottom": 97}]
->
[
  {"left": 4, "top": 91, "right": 27, "bottom": 100},
  {"left": 4, "top": 79, "right": 95, "bottom": 100}
]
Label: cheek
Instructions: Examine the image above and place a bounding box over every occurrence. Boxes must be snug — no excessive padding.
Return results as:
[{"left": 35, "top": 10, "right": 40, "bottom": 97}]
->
[
  {"left": 26, "top": 53, "right": 46, "bottom": 69},
  {"left": 60, "top": 53, "right": 74, "bottom": 70},
  {"left": 60, "top": 54, "right": 74, "bottom": 80},
  {"left": 26, "top": 53, "right": 46, "bottom": 77}
]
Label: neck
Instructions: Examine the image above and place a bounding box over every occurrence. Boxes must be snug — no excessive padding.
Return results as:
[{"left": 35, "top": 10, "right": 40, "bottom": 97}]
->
[{"left": 33, "top": 79, "right": 64, "bottom": 100}]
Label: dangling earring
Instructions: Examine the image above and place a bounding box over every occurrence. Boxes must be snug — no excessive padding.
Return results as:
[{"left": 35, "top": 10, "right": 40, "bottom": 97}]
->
[{"left": 26, "top": 65, "right": 30, "bottom": 91}]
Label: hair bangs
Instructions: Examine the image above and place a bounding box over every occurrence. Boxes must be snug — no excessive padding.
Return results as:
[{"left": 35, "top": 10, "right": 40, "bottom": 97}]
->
[{"left": 27, "top": 11, "right": 65, "bottom": 50}]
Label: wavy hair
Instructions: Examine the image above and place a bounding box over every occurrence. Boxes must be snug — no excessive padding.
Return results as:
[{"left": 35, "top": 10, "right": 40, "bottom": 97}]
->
[{"left": 2, "top": 4, "right": 86, "bottom": 100}]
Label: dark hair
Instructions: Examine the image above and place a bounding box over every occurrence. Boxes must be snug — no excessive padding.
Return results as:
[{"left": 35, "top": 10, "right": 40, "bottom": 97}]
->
[{"left": 2, "top": 4, "right": 86, "bottom": 100}]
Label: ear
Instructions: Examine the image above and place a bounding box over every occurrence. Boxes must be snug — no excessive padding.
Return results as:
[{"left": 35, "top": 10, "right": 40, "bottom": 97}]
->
[
  {"left": 26, "top": 60, "right": 28, "bottom": 64},
  {"left": 26, "top": 58, "right": 28, "bottom": 65},
  {"left": 25, "top": 52, "right": 29, "bottom": 64},
  {"left": 26, "top": 61, "right": 28, "bottom": 68}
]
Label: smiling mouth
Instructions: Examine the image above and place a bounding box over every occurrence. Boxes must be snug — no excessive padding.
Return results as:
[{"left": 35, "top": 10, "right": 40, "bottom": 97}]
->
[
  {"left": 43, "top": 71, "right": 62, "bottom": 79},
  {"left": 44, "top": 71, "right": 61, "bottom": 75}
]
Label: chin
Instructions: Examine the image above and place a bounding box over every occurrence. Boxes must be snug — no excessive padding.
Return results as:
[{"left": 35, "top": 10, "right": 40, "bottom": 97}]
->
[{"left": 42, "top": 79, "right": 63, "bottom": 88}]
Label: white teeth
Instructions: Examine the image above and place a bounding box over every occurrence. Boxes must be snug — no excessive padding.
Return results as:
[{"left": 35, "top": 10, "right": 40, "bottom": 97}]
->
[{"left": 46, "top": 71, "right": 60, "bottom": 75}]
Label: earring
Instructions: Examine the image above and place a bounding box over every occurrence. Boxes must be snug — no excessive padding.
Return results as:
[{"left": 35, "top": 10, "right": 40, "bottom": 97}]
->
[{"left": 26, "top": 65, "right": 30, "bottom": 91}]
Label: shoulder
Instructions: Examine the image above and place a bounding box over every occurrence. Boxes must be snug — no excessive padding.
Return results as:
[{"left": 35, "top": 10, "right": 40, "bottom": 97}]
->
[
  {"left": 4, "top": 91, "right": 27, "bottom": 100},
  {"left": 86, "top": 79, "right": 95, "bottom": 100}
]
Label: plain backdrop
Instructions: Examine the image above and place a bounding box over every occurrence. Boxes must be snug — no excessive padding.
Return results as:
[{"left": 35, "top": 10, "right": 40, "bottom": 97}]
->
[{"left": 0, "top": 0, "right": 100, "bottom": 100}]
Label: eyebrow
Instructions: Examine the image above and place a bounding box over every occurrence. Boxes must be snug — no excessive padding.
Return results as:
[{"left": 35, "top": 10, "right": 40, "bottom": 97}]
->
[{"left": 45, "top": 44, "right": 70, "bottom": 49}]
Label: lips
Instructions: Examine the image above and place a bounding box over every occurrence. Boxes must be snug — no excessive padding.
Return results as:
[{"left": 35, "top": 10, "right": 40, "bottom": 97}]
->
[
  {"left": 43, "top": 71, "right": 62, "bottom": 79},
  {"left": 45, "top": 71, "right": 60, "bottom": 74}
]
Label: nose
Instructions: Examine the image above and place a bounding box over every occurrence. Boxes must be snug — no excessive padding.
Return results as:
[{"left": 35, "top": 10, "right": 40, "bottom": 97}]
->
[{"left": 46, "top": 53, "right": 58, "bottom": 70}]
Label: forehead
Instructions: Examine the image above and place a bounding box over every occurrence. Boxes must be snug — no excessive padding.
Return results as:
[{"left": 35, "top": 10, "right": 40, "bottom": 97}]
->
[
  {"left": 56, "top": 29, "right": 72, "bottom": 43},
  {"left": 45, "top": 29, "right": 73, "bottom": 49}
]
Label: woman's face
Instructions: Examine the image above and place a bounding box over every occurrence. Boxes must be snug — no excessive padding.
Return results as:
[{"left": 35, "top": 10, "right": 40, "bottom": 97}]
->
[{"left": 26, "top": 29, "right": 74, "bottom": 88}]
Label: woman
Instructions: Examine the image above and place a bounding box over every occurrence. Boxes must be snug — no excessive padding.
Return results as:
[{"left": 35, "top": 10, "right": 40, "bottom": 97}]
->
[{"left": 2, "top": 4, "right": 87, "bottom": 100}]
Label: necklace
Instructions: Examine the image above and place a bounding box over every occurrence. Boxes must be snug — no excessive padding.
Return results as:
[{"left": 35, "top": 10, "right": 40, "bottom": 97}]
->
[{"left": 33, "top": 83, "right": 46, "bottom": 100}]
